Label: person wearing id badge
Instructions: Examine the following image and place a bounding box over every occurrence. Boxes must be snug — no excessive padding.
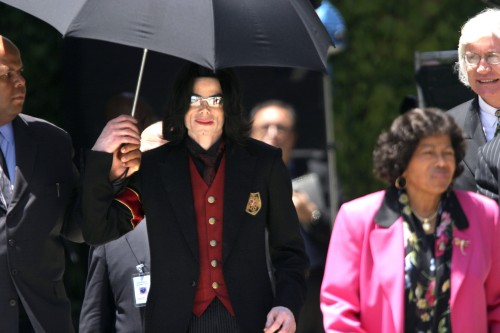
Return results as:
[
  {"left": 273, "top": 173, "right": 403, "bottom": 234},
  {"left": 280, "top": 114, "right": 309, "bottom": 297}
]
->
[
  {"left": 79, "top": 122, "right": 165, "bottom": 333},
  {"left": 132, "top": 261, "right": 151, "bottom": 308},
  {"left": 80, "top": 221, "right": 150, "bottom": 333}
]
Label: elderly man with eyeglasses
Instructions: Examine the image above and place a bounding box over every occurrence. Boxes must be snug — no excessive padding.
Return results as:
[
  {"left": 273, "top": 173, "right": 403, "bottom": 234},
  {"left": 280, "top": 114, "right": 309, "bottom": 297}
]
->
[{"left": 447, "top": 8, "right": 500, "bottom": 192}]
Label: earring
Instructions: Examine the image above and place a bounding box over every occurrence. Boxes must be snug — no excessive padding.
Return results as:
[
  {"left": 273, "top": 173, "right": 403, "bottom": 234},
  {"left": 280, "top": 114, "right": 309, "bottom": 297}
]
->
[{"left": 395, "top": 176, "right": 406, "bottom": 189}]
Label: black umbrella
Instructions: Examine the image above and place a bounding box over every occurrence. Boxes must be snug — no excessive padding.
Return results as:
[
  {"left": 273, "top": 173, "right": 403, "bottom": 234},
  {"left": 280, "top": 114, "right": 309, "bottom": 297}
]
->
[{"left": 1, "top": 0, "right": 333, "bottom": 115}]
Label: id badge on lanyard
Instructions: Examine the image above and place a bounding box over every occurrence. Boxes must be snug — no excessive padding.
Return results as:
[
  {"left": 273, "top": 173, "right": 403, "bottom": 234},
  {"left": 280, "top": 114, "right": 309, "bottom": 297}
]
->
[{"left": 132, "top": 263, "right": 151, "bottom": 307}]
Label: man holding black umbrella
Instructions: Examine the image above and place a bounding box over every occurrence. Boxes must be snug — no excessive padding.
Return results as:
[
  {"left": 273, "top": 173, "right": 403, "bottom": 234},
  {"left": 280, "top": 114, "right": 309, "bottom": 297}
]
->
[{"left": 79, "top": 63, "right": 308, "bottom": 333}]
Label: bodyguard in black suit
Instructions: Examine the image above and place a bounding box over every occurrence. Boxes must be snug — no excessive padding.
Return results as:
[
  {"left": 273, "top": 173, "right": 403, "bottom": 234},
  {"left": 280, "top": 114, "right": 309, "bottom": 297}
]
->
[
  {"left": 447, "top": 8, "right": 500, "bottom": 192},
  {"left": 0, "top": 36, "right": 83, "bottom": 332},
  {"left": 79, "top": 63, "right": 308, "bottom": 333}
]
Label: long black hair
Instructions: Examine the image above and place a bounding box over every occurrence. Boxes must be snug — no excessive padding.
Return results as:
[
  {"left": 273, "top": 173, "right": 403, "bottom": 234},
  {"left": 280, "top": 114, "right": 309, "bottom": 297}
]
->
[{"left": 162, "top": 63, "right": 250, "bottom": 145}]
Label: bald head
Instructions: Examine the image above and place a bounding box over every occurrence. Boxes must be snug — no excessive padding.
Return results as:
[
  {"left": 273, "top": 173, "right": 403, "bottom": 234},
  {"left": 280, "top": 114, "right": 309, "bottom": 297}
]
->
[
  {"left": 250, "top": 101, "right": 297, "bottom": 165},
  {"left": 0, "top": 36, "right": 19, "bottom": 57},
  {"left": 0, "top": 35, "right": 26, "bottom": 125}
]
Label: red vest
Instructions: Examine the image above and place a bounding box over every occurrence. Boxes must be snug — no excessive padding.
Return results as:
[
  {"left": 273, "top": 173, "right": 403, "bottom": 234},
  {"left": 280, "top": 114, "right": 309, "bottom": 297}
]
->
[{"left": 189, "top": 156, "right": 235, "bottom": 317}]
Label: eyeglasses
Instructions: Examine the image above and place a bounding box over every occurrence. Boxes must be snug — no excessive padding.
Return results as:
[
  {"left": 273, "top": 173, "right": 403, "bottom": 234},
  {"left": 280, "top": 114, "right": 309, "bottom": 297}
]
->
[
  {"left": 190, "top": 95, "right": 223, "bottom": 107},
  {"left": 464, "top": 52, "right": 500, "bottom": 66}
]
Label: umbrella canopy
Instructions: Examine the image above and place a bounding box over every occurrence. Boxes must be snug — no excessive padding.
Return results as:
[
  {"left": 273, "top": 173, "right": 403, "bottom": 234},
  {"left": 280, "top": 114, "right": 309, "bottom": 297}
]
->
[{"left": 1, "top": 0, "right": 333, "bottom": 72}]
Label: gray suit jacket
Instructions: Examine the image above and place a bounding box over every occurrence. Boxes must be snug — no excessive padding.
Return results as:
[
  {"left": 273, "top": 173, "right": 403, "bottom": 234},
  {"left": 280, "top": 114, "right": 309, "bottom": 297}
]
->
[
  {"left": 79, "top": 221, "right": 149, "bottom": 333},
  {"left": 0, "top": 114, "right": 82, "bottom": 332},
  {"left": 447, "top": 97, "right": 485, "bottom": 191}
]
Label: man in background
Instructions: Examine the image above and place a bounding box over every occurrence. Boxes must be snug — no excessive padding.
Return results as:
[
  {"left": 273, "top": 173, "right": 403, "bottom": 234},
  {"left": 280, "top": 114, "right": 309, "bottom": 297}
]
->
[
  {"left": 65, "top": 91, "right": 159, "bottom": 324},
  {"left": 104, "top": 92, "right": 157, "bottom": 134},
  {"left": 79, "top": 121, "right": 166, "bottom": 333},
  {"left": 250, "top": 100, "right": 331, "bottom": 333},
  {"left": 448, "top": 8, "right": 500, "bottom": 191}
]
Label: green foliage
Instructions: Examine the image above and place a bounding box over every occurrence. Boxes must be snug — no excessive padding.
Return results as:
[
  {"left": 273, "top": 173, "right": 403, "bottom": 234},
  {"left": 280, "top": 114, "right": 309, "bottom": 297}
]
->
[
  {"left": 330, "top": 0, "right": 486, "bottom": 200},
  {"left": 0, "top": 1, "right": 490, "bottom": 200}
]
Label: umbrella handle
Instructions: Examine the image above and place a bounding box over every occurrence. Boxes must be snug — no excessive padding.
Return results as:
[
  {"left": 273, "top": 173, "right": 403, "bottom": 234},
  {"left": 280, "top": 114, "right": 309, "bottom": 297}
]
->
[{"left": 131, "top": 48, "right": 149, "bottom": 118}]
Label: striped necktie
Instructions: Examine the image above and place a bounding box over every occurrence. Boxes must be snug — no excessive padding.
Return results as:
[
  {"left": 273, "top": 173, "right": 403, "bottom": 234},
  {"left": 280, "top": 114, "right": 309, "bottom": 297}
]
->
[{"left": 496, "top": 109, "right": 500, "bottom": 137}]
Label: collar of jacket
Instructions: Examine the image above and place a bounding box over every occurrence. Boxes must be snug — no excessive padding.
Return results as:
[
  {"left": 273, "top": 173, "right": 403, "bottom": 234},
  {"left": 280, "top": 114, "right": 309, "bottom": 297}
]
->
[{"left": 374, "top": 186, "right": 469, "bottom": 230}]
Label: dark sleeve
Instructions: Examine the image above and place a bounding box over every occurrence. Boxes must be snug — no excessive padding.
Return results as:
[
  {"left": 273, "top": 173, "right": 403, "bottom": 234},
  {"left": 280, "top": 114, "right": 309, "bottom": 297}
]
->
[
  {"left": 476, "top": 145, "right": 500, "bottom": 204},
  {"left": 79, "top": 246, "right": 116, "bottom": 333},
  {"left": 301, "top": 214, "right": 331, "bottom": 256},
  {"left": 267, "top": 151, "right": 309, "bottom": 318},
  {"left": 62, "top": 160, "right": 85, "bottom": 243},
  {"left": 78, "top": 150, "right": 139, "bottom": 245}
]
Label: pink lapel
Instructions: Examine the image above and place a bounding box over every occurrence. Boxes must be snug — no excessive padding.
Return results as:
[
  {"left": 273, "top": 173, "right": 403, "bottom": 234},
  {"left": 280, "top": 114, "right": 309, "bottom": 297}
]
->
[
  {"left": 369, "top": 219, "right": 405, "bottom": 333},
  {"left": 450, "top": 227, "right": 473, "bottom": 307}
]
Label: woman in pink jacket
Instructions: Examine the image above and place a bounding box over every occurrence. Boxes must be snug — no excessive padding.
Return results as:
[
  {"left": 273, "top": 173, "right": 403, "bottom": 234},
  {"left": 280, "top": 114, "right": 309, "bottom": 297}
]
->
[{"left": 320, "top": 108, "right": 500, "bottom": 333}]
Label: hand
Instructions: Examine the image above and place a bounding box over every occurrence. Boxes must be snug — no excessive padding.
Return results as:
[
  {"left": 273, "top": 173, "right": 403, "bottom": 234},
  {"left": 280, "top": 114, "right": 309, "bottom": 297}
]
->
[
  {"left": 110, "top": 143, "right": 141, "bottom": 180},
  {"left": 92, "top": 115, "right": 142, "bottom": 180},
  {"left": 263, "top": 306, "right": 295, "bottom": 333},
  {"left": 292, "top": 191, "right": 318, "bottom": 224},
  {"left": 93, "top": 115, "right": 141, "bottom": 153}
]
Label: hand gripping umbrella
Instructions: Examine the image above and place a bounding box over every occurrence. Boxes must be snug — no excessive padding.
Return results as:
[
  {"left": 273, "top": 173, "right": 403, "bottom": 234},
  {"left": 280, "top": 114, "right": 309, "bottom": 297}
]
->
[{"left": 1, "top": 0, "right": 334, "bottom": 116}]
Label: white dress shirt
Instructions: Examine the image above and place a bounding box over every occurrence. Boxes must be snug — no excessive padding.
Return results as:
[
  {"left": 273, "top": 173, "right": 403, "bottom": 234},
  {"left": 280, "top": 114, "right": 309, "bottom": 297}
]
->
[{"left": 479, "top": 96, "right": 499, "bottom": 142}]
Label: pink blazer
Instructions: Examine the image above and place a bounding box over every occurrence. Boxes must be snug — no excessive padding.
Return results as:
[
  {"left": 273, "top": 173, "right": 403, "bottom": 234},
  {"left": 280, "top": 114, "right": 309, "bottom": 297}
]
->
[{"left": 320, "top": 190, "right": 500, "bottom": 333}]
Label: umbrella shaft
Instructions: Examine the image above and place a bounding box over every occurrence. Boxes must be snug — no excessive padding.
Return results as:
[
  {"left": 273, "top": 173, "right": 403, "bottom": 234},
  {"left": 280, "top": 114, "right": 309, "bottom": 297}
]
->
[{"left": 131, "top": 48, "right": 149, "bottom": 118}]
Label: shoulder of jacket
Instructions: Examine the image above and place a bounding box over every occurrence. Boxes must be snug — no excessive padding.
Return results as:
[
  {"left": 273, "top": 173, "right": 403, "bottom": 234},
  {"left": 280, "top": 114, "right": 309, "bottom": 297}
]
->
[{"left": 18, "top": 114, "right": 70, "bottom": 139}]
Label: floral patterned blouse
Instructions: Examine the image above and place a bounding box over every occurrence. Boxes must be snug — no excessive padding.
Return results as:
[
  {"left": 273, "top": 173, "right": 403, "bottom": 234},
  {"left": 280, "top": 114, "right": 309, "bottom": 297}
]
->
[{"left": 399, "top": 190, "right": 453, "bottom": 333}]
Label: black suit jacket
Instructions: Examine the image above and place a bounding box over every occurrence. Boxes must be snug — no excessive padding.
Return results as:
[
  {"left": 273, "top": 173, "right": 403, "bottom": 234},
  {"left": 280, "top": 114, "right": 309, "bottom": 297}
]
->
[
  {"left": 80, "top": 138, "right": 308, "bottom": 333},
  {"left": 79, "top": 221, "right": 149, "bottom": 333},
  {"left": 0, "top": 114, "right": 82, "bottom": 332},
  {"left": 447, "top": 97, "right": 485, "bottom": 191}
]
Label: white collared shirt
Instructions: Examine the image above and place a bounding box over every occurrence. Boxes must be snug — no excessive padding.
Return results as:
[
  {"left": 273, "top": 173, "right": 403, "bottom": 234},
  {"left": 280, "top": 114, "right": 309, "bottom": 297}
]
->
[{"left": 479, "top": 97, "right": 499, "bottom": 142}]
